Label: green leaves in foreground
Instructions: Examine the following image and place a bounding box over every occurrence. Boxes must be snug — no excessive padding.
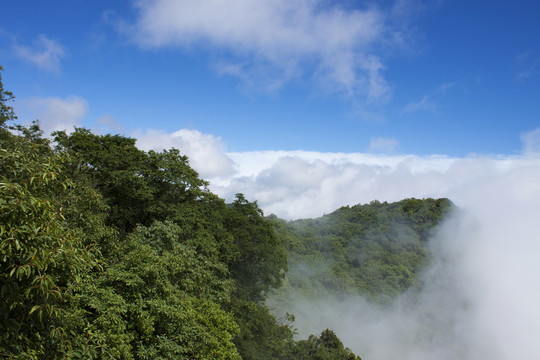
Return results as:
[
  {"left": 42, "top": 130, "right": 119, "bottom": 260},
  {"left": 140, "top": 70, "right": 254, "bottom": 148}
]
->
[
  {"left": 64, "top": 221, "right": 241, "bottom": 360},
  {"left": 0, "top": 138, "right": 99, "bottom": 359}
]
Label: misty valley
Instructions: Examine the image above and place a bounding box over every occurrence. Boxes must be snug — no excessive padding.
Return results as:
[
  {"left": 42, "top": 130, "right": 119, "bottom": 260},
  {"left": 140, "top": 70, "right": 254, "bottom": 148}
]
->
[{"left": 0, "top": 67, "right": 473, "bottom": 359}]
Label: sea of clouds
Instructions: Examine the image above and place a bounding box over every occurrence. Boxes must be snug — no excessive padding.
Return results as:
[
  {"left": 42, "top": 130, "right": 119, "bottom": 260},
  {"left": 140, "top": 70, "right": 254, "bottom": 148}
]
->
[{"left": 133, "top": 127, "right": 540, "bottom": 359}]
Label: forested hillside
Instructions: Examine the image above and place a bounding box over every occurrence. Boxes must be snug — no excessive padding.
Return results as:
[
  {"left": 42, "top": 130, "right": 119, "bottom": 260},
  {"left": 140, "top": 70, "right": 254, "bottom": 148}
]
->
[
  {"left": 0, "top": 66, "right": 360, "bottom": 360},
  {"left": 269, "top": 198, "right": 454, "bottom": 309},
  {"left": 1, "top": 66, "right": 452, "bottom": 359}
]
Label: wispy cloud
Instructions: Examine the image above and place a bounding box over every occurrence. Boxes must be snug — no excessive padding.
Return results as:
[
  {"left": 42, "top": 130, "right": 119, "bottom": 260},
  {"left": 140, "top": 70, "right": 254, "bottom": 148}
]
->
[
  {"left": 435, "top": 81, "right": 456, "bottom": 93},
  {"left": 515, "top": 50, "right": 532, "bottom": 64},
  {"left": 521, "top": 128, "right": 540, "bottom": 154},
  {"left": 130, "top": 0, "right": 413, "bottom": 102},
  {"left": 402, "top": 94, "right": 438, "bottom": 114},
  {"left": 514, "top": 50, "right": 538, "bottom": 81},
  {"left": 516, "top": 69, "right": 534, "bottom": 81},
  {"left": 13, "top": 34, "right": 66, "bottom": 73},
  {"left": 402, "top": 82, "right": 455, "bottom": 115}
]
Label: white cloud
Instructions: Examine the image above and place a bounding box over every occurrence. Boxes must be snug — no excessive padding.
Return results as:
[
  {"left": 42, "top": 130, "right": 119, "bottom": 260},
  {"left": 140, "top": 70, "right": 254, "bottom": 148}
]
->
[
  {"left": 521, "top": 128, "right": 540, "bottom": 154},
  {"left": 132, "top": 128, "right": 236, "bottom": 178},
  {"left": 205, "top": 149, "right": 540, "bottom": 223},
  {"left": 131, "top": 0, "right": 400, "bottom": 101},
  {"left": 514, "top": 50, "right": 538, "bottom": 81},
  {"left": 402, "top": 94, "right": 438, "bottom": 114},
  {"left": 13, "top": 35, "right": 66, "bottom": 72},
  {"left": 369, "top": 136, "right": 399, "bottom": 153},
  {"left": 108, "top": 127, "right": 540, "bottom": 224},
  {"left": 17, "top": 95, "right": 88, "bottom": 136},
  {"left": 211, "top": 150, "right": 459, "bottom": 219}
]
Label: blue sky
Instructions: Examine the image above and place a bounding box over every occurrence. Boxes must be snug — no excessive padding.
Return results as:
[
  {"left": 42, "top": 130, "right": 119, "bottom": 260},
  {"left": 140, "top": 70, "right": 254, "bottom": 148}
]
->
[{"left": 2, "top": 0, "right": 539, "bottom": 156}]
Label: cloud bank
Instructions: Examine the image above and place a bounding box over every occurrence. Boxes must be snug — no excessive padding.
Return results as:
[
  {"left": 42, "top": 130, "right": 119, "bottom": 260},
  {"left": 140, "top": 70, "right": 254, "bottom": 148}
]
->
[
  {"left": 131, "top": 0, "right": 406, "bottom": 100},
  {"left": 11, "top": 100, "right": 536, "bottom": 357},
  {"left": 12, "top": 89, "right": 536, "bottom": 357},
  {"left": 134, "top": 127, "right": 540, "bottom": 221}
]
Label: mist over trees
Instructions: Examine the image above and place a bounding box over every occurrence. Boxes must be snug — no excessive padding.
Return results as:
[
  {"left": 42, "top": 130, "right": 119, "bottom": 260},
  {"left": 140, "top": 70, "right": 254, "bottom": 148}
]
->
[
  {"left": 1, "top": 66, "right": 450, "bottom": 359},
  {"left": 269, "top": 198, "right": 453, "bottom": 305}
]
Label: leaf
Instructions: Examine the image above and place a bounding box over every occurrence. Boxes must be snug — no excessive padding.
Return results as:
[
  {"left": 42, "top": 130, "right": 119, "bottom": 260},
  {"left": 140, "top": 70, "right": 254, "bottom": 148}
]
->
[{"left": 29, "top": 305, "right": 41, "bottom": 315}]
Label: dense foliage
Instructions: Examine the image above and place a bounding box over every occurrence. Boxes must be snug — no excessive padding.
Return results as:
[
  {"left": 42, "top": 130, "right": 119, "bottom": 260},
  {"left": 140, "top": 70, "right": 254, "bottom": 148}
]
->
[
  {"left": 0, "top": 66, "right": 451, "bottom": 359},
  {"left": 293, "top": 329, "right": 361, "bottom": 360}
]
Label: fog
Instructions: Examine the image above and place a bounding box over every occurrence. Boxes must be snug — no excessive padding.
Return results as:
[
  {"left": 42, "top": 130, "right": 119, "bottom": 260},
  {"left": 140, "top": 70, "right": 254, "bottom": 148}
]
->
[{"left": 262, "top": 155, "right": 540, "bottom": 359}]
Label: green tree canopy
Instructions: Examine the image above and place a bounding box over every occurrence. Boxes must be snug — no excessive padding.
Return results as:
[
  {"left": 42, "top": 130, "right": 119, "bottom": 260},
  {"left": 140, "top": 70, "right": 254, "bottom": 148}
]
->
[
  {"left": 225, "top": 194, "right": 288, "bottom": 303},
  {"left": 0, "top": 132, "right": 101, "bottom": 359},
  {"left": 63, "top": 221, "right": 241, "bottom": 359},
  {"left": 54, "top": 129, "right": 208, "bottom": 233},
  {"left": 0, "top": 66, "right": 16, "bottom": 129},
  {"left": 293, "top": 329, "right": 361, "bottom": 360}
]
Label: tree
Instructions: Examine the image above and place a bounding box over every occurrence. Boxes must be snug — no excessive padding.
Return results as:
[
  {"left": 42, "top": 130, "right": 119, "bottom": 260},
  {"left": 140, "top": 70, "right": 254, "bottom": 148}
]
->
[
  {"left": 54, "top": 129, "right": 214, "bottom": 235},
  {"left": 222, "top": 194, "right": 293, "bottom": 359},
  {"left": 0, "top": 135, "right": 99, "bottom": 359},
  {"left": 230, "top": 301, "right": 295, "bottom": 360},
  {"left": 0, "top": 65, "right": 16, "bottom": 130},
  {"left": 224, "top": 194, "right": 287, "bottom": 302},
  {"left": 63, "top": 221, "right": 241, "bottom": 359},
  {"left": 293, "top": 329, "right": 361, "bottom": 360},
  {"left": 268, "top": 198, "right": 454, "bottom": 306},
  {"left": 54, "top": 129, "right": 154, "bottom": 233}
]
